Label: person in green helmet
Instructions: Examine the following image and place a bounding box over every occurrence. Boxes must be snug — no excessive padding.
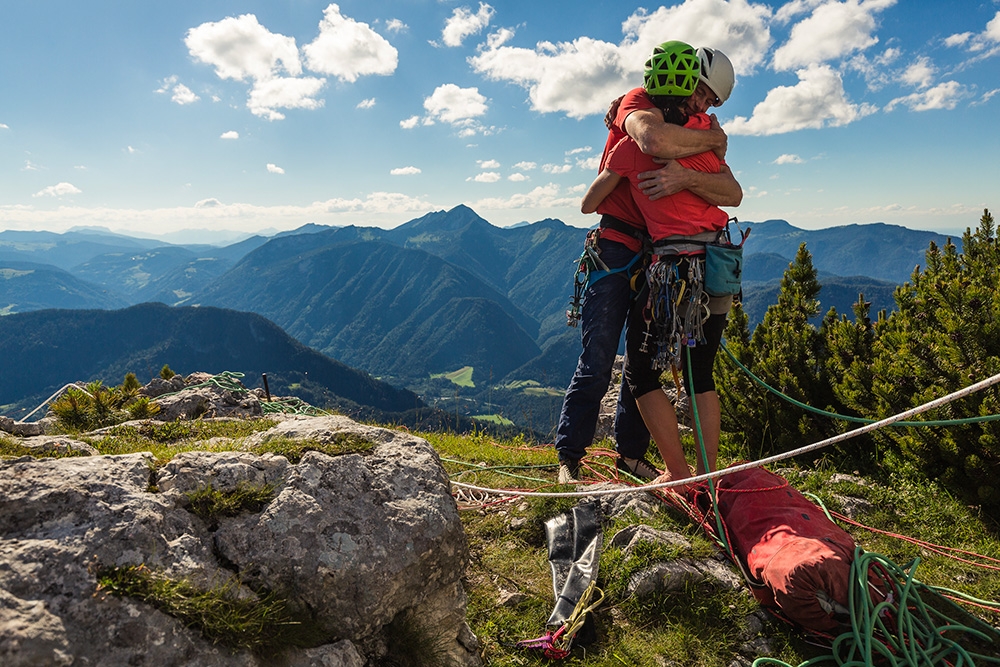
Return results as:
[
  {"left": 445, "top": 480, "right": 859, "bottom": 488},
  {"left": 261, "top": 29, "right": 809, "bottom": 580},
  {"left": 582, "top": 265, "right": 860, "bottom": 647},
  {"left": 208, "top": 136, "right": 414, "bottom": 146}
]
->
[
  {"left": 553, "top": 41, "right": 735, "bottom": 486},
  {"left": 582, "top": 41, "right": 742, "bottom": 490}
]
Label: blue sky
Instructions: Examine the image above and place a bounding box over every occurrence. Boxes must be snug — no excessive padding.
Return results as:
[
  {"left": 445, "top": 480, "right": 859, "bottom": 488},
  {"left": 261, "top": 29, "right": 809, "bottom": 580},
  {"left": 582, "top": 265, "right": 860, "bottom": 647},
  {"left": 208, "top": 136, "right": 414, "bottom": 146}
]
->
[{"left": 1, "top": 0, "right": 998, "bottom": 243}]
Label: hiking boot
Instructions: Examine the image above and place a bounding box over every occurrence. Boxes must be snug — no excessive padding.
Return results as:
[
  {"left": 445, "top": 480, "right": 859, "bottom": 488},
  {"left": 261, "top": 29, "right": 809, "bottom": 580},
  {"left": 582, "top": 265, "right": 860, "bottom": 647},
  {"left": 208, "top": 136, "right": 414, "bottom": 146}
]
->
[
  {"left": 616, "top": 456, "right": 660, "bottom": 481},
  {"left": 558, "top": 457, "right": 581, "bottom": 484}
]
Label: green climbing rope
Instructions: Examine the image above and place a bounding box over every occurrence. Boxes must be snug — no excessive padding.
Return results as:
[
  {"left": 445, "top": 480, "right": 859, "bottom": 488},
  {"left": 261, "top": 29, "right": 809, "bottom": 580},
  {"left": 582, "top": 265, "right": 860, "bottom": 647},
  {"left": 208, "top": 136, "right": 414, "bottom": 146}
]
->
[{"left": 720, "top": 342, "right": 1000, "bottom": 427}]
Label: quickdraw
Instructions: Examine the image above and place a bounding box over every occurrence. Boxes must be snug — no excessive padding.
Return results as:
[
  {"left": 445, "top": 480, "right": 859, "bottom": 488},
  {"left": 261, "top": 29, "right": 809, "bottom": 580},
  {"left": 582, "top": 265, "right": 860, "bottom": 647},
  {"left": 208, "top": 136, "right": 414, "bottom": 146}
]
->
[
  {"left": 567, "top": 229, "right": 607, "bottom": 327},
  {"left": 566, "top": 229, "right": 646, "bottom": 327},
  {"left": 642, "top": 252, "right": 711, "bottom": 371}
]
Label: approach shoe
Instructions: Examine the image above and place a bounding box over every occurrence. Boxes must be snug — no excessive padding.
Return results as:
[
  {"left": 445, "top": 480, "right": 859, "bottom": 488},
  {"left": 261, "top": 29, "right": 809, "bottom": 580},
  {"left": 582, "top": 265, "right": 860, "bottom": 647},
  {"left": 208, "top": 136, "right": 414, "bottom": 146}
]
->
[
  {"left": 558, "top": 457, "right": 581, "bottom": 484},
  {"left": 616, "top": 456, "right": 660, "bottom": 481}
]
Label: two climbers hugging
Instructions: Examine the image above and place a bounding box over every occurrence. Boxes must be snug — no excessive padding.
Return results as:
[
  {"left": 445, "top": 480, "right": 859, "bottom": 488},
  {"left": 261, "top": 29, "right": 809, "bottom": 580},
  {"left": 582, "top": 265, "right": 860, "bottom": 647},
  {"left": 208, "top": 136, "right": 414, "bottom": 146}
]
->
[{"left": 555, "top": 41, "right": 743, "bottom": 491}]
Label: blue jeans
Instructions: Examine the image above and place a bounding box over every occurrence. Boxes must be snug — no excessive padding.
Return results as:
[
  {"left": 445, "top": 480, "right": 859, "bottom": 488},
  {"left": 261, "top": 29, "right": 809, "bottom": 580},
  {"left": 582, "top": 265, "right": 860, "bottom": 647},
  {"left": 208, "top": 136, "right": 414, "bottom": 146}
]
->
[{"left": 554, "top": 237, "right": 651, "bottom": 462}]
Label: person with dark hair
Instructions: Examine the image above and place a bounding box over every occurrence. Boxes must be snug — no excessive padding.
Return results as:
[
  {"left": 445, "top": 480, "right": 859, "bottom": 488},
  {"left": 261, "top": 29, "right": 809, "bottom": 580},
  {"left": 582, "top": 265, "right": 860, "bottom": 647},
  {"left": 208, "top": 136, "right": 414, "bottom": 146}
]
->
[
  {"left": 553, "top": 43, "right": 734, "bottom": 485},
  {"left": 581, "top": 41, "right": 742, "bottom": 488}
]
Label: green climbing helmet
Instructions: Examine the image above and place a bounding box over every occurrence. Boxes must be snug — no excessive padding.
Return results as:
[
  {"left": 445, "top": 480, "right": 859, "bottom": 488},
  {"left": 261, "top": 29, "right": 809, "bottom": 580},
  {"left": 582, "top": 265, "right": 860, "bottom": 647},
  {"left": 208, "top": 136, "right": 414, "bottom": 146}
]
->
[{"left": 643, "top": 40, "right": 700, "bottom": 97}]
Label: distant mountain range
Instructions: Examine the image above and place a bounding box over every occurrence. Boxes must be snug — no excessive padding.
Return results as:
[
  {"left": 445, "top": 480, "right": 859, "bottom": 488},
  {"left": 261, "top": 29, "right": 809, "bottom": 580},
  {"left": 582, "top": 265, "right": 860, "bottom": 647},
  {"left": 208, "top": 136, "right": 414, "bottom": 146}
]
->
[{"left": 0, "top": 208, "right": 955, "bottom": 435}]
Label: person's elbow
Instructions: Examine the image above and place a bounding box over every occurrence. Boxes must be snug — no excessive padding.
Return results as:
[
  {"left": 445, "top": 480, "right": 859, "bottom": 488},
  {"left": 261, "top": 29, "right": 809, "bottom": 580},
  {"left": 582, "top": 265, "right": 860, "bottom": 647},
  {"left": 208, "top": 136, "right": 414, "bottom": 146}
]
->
[{"left": 581, "top": 197, "right": 598, "bottom": 214}]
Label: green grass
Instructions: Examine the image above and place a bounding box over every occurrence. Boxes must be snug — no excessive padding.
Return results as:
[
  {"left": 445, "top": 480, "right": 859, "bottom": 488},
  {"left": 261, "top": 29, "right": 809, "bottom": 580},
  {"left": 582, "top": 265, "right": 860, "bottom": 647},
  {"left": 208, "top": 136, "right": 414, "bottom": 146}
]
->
[
  {"left": 186, "top": 482, "right": 276, "bottom": 528},
  {"left": 427, "top": 430, "right": 1000, "bottom": 666},
  {"left": 471, "top": 414, "right": 515, "bottom": 426},
  {"left": 430, "top": 366, "right": 476, "bottom": 388},
  {"left": 94, "top": 564, "right": 328, "bottom": 656}
]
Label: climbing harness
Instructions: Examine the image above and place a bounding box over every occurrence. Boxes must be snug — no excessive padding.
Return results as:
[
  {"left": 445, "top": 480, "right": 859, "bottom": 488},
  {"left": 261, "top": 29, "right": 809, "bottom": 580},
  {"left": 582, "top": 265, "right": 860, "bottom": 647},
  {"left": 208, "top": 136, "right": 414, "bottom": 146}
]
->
[
  {"left": 566, "top": 226, "right": 646, "bottom": 327},
  {"left": 641, "top": 246, "right": 711, "bottom": 370}
]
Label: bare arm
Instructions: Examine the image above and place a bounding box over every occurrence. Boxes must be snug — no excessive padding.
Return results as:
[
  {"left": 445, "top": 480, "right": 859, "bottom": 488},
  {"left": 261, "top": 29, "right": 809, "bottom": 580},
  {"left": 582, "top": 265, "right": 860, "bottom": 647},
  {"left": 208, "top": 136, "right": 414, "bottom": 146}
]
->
[
  {"left": 637, "top": 162, "right": 743, "bottom": 207},
  {"left": 581, "top": 169, "right": 623, "bottom": 214},
  {"left": 624, "top": 110, "right": 728, "bottom": 160}
]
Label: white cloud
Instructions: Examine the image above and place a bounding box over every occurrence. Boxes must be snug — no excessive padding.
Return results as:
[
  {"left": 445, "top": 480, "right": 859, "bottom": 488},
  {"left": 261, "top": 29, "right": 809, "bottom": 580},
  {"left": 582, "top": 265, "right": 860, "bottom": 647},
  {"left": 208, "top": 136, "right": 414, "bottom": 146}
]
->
[
  {"left": 0, "top": 123, "right": 8, "bottom": 130},
  {"left": 442, "top": 3, "right": 494, "bottom": 47},
  {"left": 773, "top": 154, "right": 804, "bottom": 164},
  {"left": 33, "top": 182, "right": 81, "bottom": 198},
  {"left": 195, "top": 198, "right": 223, "bottom": 208},
  {"left": 469, "top": 172, "right": 501, "bottom": 183},
  {"left": 171, "top": 83, "right": 199, "bottom": 105},
  {"left": 846, "top": 46, "right": 900, "bottom": 91},
  {"left": 22, "top": 160, "right": 41, "bottom": 171},
  {"left": 471, "top": 183, "right": 578, "bottom": 210},
  {"left": 400, "top": 115, "right": 421, "bottom": 129},
  {"left": 543, "top": 163, "right": 572, "bottom": 174},
  {"left": 566, "top": 146, "right": 591, "bottom": 155},
  {"left": 471, "top": 0, "right": 771, "bottom": 119},
  {"left": 726, "top": 64, "right": 877, "bottom": 135},
  {"left": 385, "top": 19, "right": 407, "bottom": 34},
  {"left": 885, "top": 81, "right": 964, "bottom": 112},
  {"left": 944, "top": 32, "right": 972, "bottom": 48},
  {"left": 357, "top": 97, "right": 376, "bottom": 109},
  {"left": 478, "top": 159, "right": 500, "bottom": 168},
  {"left": 958, "top": 10, "right": 1000, "bottom": 59},
  {"left": 390, "top": 166, "right": 421, "bottom": 175},
  {"left": 423, "top": 84, "right": 488, "bottom": 124},
  {"left": 575, "top": 155, "right": 601, "bottom": 171},
  {"left": 186, "top": 14, "right": 302, "bottom": 81},
  {"left": 220, "top": 130, "right": 240, "bottom": 139},
  {"left": 267, "top": 163, "right": 285, "bottom": 174},
  {"left": 156, "top": 76, "right": 200, "bottom": 105},
  {"left": 126, "top": 146, "right": 139, "bottom": 154},
  {"left": 302, "top": 4, "right": 398, "bottom": 82},
  {"left": 513, "top": 161, "right": 537, "bottom": 170},
  {"left": 772, "top": 0, "right": 897, "bottom": 71},
  {"left": 508, "top": 173, "right": 529, "bottom": 182},
  {"left": 248, "top": 76, "right": 326, "bottom": 120},
  {"left": 900, "top": 56, "right": 935, "bottom": 89}
]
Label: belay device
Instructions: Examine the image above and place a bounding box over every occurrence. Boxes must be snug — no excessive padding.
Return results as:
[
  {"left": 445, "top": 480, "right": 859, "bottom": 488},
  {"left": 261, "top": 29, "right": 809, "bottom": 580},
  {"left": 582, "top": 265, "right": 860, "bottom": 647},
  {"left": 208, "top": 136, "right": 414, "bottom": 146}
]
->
[{"left": 517, "top": 501, "right": 604, "bottom": 659}]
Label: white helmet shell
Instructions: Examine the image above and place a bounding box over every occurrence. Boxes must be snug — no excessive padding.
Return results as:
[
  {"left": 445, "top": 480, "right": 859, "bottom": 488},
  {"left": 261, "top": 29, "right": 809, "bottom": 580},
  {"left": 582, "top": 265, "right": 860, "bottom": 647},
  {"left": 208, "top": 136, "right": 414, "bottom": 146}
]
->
[{"left": 697, "top": 47, "right": 735, "bottom": 104}]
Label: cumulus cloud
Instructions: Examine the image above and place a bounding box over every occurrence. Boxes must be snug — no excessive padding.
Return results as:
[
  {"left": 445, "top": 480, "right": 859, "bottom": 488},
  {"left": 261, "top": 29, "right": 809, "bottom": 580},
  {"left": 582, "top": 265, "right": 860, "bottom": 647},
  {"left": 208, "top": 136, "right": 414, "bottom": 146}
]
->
[
  {"left": 33, "top": 182, "right": 81, "bottom": 198},
  {"left": 390, "top": 166, "right": 421, "bottom": 175},
  {"left": 469, "top": 172, "right": 501, "bottom": 183},
  {"left": 357, "top": 98, "right": 376, "bottom": 109},
  {"left": 900, "top": 56, "right": 935, "bottom": 89},
  {"left": 951, "top": 10, "right": 1000, "bottom": 59},
  {"left": 220, "top": 130, "right": 240, "bottom": 139},
  {"left": 186, "top": 6, "right": 397, "bottom": 121},
  {"left": 420, "top": 84, "right": 488, "bottom": 132},
  {"left": 543, "top": 163, "right": 572, "bottom": 174},
  {"left": 186, "top": 14, "right": 302, "bottom": 81},
  {"left": 267, "top": 163, "right": 285, "bottom": 174},
  {"left": 772, "top": 0, "right": 896, "bottom": 71},
  {"left": 195, "top": 198, "right": 224, "bottom": 208},
  {"left": 470, "top": 0, "right": 771, "bottom": 119},
  {"left": 247, "top": 76, "right": 326, "bottom": 120},
  {"left": 773, "top": 154, "right": 804, "bottom": 164},
  {"left": 156, "top": 76, "right": 200, "bottom": 105},
  {"left": 399, "top": 116, "right": 421, "bottom": 129},
  {"left": 0, "top": 123, "right": 9, "bottom": 129},
  {"left": 478, "top": 159, "right": 500, "bottom": 168},
  {"left": 726, "top": 64, "right": 877, "bottom": 135},
  {"left": 471, "top": 183, "right": 578, "bottom": 210},
  {"left": 442, "top": 3, "right": 494, "bottom": 47},
  {"left": 508, "top": 173, "right": 529, "bottom": 182},
  {"left": 385, "top": 19, "right": 407, "bottom": 34},
  {"left": 303, "top": 4, "right": 398, "bottom": 82},
  {"left": 885, "top": 81, "right": 964, "bottom": 112},
  {"left": 513, "top": 161, "right": 537, "bottom": 170}
]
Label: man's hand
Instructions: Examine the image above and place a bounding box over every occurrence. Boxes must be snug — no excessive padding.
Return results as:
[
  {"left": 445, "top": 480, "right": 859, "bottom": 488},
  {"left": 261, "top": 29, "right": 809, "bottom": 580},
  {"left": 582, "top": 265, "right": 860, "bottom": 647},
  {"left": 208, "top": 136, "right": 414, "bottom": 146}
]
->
[
  {"left": 709, "top": 114, "right": 727, "bottom": 160},
  {"left": 637, "top": 160, "right": 691, "bottom": 201}
]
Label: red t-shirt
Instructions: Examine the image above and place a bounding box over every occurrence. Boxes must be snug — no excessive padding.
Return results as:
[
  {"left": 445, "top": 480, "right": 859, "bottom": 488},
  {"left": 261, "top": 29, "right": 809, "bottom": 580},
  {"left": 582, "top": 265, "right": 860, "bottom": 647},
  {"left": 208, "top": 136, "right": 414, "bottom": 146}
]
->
[
  {"left": 605, "top": 113, "right": 729, "bottom": 240},
  {"left": 594, "top": 88, "right": 655, "bottom": 252}
]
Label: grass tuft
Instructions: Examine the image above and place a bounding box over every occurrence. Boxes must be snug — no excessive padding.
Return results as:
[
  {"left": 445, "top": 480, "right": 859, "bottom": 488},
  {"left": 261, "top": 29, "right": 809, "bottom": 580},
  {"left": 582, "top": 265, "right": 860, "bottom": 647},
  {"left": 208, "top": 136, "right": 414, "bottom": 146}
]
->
[
  {"left": 94, "top": 564, "right": 328, "bottom": 656},
  {"left": 185, "top": 482, "right": 276, "bottom": 528}
]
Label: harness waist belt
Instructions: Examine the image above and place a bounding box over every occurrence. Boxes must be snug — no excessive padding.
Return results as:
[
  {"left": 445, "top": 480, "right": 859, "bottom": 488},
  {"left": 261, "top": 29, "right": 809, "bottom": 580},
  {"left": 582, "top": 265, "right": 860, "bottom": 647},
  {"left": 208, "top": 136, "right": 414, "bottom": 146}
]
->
[{"left": 599, "top": 215, "right": 650, "bottom": 243}]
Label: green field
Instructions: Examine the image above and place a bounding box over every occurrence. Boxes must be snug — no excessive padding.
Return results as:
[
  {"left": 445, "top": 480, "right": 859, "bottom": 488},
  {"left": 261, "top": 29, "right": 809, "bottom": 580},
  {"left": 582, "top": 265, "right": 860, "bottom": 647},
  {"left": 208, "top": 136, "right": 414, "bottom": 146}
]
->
[{"left": 430, "top": 366, "right": 475, "bottom": 388}]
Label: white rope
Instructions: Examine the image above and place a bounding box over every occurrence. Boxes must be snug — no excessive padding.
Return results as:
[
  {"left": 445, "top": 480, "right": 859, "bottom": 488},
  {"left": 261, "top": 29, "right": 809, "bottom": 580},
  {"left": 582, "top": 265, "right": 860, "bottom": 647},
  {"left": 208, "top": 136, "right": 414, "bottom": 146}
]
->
[
  {"left": 15, "top": 383, "right": 92, "bottom": 423},
  {"left": 450, "top": 371, "right": 1000, "bottom": 499}
]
